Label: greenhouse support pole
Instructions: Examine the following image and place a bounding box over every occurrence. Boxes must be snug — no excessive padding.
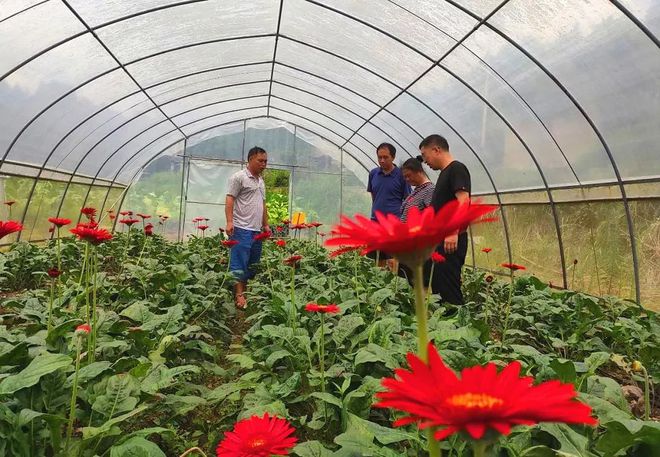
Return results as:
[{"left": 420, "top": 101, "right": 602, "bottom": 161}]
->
[
  {"left": 179, "top": 152, "right": 192, "bottom": 242},
  {"left": 177, "top": 139, "right": 188, "bottom": 242},
  {"left": 339, "top": 148, "right": 344, "bottom": 216}
]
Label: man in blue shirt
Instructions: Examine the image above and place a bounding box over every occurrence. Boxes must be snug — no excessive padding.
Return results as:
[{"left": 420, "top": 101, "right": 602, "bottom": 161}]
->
[{"left": 367, "top": 142, "right": 411, "bottom": 267}]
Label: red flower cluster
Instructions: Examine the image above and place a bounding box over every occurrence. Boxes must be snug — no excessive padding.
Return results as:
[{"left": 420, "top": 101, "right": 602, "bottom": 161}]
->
[
  {"left": 70, "top": 225, "right": 113, "bottom": 245},
  {"left": 274, "top": 239, "right": 286, "bottom": 248},
  {"left": 304, "top": 303, "right": 340, "bottom": 314},
  {"left": 328, "top": 245, "right": 363, "bottom": 258},
  {"left": 75, "top": 324, "right": 91, "bottom": 334},
  {"left": 120, "top": 218, "right": 140, "bottom": 227},
  {"left": 375, "top": 343, "right": 597, "bottom": 440},
  {"left": 0, "top": 220, "right": 23, "bottom": 240},
  {"left": 501, "top": 263, "right": 526, "bottom": 271},
  {"left": 80, "top": 207, "right": 97, "bottom": 220},
  {"left": 283, "top": 255, "right": 302, "bottom": 266},
  {"left": 216, "top": 413, "right": 297, "bottom": 456},
  {"left": 431, "top": 252, "right": 445, "bottom": 263},
  {"left": 326, "top": 200, "right": 497, "bottom": 268},
  {"left": 48, "top": 217, "right": 71, "bottom": 228},
  {"left": 254, "top": 231, "right": 272, "bottom": 241},
  {"left": 222, "top": 240, "right": 239, "bottom": 248}
]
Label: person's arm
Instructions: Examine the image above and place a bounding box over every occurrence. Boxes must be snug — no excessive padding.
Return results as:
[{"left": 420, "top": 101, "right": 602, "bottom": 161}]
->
[
  {"left": 367, "top": 169, "right": 374, "bottom": 202},
  {"left": 262, "top": 201, "right": 268, "bottom": 231},
  {"left": 225, "top": 195, "right": 235, "bottom": 236},
  {"left": 401, "top": 172, "right": 412, "bottom": 200},
  {"left": 443, "top": 164, "right": 471, "bottom": 254}
]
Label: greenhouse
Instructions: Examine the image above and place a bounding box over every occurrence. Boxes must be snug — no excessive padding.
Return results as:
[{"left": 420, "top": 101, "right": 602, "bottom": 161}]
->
[{"left": 0, "top": 0, "right": 658, "bottom": 456}]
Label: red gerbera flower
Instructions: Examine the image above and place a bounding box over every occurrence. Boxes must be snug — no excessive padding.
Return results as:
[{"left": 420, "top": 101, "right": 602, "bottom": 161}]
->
[
  {"left": 109, "top": 214, "right": 116, "bottom": 220},
  {"left": 375, "top": 343, "right": 597, "bottom": 441},
  {"left": 162, "top": 215, "right": 169, "bottom": 220},
  {"left": 216, "top": 413, "right": 297, "bottom": 457},
  {"left": 47, "top": 267, "right": 62, "bottom": 278},
  {"left": 304, "top": 303, "right": 340, "bottom": 314},
  {"left": 48, "top": 217, "right": 71, "bottom": 228},
  {"left": 282, "top": 219, "right": 290, "bottom": 224},
  {"left": 119, "top": 211, "right": 130, "bottom": 216},
  {"left": 291, "top": 224, "right": 306, "bottom": 230},
  {"left": 198, "top": 225, "right": 209, "bottom": 231},
  {"left": 275, "top": 225, "right": 284, "bottom": 232},
  {"left": 485, "top": 275, "right": 494, "bottom": 283},
  {"left": 431, "top": 252, "right": 446, "bottom": 263},
  {"left": 325, "top": 200, "right": 497, "bottom": 268},
  {"left": 75, "top": 324, "right": 91, "bottom": 334},
  {"left": 144, "top": 223, "right": 154, "bottom": 236},
  {"left": 119, "top": 218, "right": 140, "bottom": 227},
  {"left": 136, "top": 213, "right": 151, "bottom": 220},
  {"left": 4, "top": 200, "right": 15, "bottom": 207},
  {"left": 501, "top": 263, "right": 526, "bottom": 271},
  {"left": 481, "top": 248, "right": 492, "bottom": 254},
  {"left": 80, "top": 207, "right": 97, "bottom": 220},
  {"left": 78, "top": 221, "right": 99, "bottom": 229},
  {"left": 48, "top": 226, "right": 55, "bottom": 233},
  {"left": 0, "top": 220, "right": 23, "bottom": 240},
  {"left": 70, "top": 225, "right": 113, "bottom": 245},
  {"left": 328, "top": 245, "right": 363, "bottom": 258},
  {"left": 274, "top": 239, "right": 286, "bottom": 248},
  {"left": 319, "top": 232, "right": 326, "bottom": 237},
  {"left": 254, "top": 231, "right": 272, "bottom": 241},
  {"left": 283, "top": 255, "right": 302, "bottom": 266},
  {"left": 222, "top": 240, "right": 239, "bottom": 248},
  {"left": 309, "top": 222, "right": 322, "bottom": 228}
]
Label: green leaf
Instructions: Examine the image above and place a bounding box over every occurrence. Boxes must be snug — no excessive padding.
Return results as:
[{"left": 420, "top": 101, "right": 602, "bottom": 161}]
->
[
  {"left": 346, "top": 413, "right": 418, "bottom": 445},
  {"left": 519, "top": 446, "right": 556, "bottom": 457},
  {"left": 354, "top": 344, "right": 398, "bottom": 369},
  {"left": 82, "top": 405, "right": 149, "bottom": 440},
  {"left": 311, "top": 392, "right": 343, "bottom": 408},
  {"left": 205, "top": 381, "right": 252, "bottom": 403},
  {"left": 332, "top": 314, "right": 365, "bottom": 347},
  {"left": 227, "top": 354, "right": 257, "bottom": 369},
  {"left": 17, "top": 409, "right": 65, "bottom": 427},
  {"left": 0, "top": 353, "right": 71, "bottom": 395},
  {"left": 140, "top": 364, "right": 199, "bottom": 395},
  {"left": 66, "top": 361, "right": 112, "bottom": 385},
  {"left": 550, "top": 359, "right": 577, "bottom": 383},
  {"left": 92, "top": 374, "right": 140, "bottom": 416},
  {"left": 266, "top": 349, "right": 292, "bottom": 368},
  {"left": 163, "top": 395, "right": 207, "bottom": 415},
  {"left": 595, "top": 420, "right": 660, "bottom": 457},
  {"left": 293, "top": 441, "right": 334, "bottom": 457},
  {"left": 578, "top": 393, "right": 632, "bottom": 423},
  {"left": 369, "top": 288, "right": 394, "bottom": 305},
  {"left": 538, "top": 423, "right": 596, "bottom": 457},
  {"left": 119, "top": 302, "right": 153, "bottom": 323},
  {"left": 584, "top": 352, "right": 610, "bottom": 373},
  {"left": 0, "top": 341, "right": 29, "bottom": 366},
  {"left": 109, "top": 436, "right": 166, "bottom": 457}
]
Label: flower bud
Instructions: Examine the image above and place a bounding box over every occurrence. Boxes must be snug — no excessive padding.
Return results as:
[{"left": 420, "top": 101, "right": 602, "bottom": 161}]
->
[{"left": 631, "top": 360, "right": 644, "bottom": 372}]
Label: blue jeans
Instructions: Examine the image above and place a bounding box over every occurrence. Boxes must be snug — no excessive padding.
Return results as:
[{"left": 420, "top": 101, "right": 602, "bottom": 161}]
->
[{"left": 229, "top": 227, "right": 263, "bottom": 282}]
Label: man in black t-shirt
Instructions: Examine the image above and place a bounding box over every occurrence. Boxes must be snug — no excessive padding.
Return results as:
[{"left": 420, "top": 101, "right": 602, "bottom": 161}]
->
[{"left": 419, "top": 134, "right": 471, "bottom": 305}]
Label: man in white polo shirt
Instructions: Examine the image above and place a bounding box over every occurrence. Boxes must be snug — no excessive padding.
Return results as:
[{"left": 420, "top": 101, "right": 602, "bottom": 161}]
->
[{"left": 225, "top": 146, "right": 269, "bottom": 309}]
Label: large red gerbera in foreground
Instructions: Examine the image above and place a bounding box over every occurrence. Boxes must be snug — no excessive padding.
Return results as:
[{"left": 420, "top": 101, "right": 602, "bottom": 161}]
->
[
  {"left": 216, "top": 413, "right": 297, "bottom": 456},
  {"left": 326, "top": 200, "right": 496, "bottom": 268},
  {"left": 375, "top": 343, "right": 597, "bottom": 441},
  {"left": 0, "top": 220, "right": 23, "bottom": 240}
]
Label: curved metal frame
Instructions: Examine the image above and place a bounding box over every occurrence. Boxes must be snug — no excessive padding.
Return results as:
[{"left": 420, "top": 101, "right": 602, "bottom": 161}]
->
[{"left": 2, "top": 0, "right": 657, "bottom": 301}]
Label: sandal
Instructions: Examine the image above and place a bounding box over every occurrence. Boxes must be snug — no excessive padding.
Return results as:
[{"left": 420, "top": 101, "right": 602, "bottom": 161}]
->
[{"left": 235, "top": 293, "right": 247, "bottom": 310}]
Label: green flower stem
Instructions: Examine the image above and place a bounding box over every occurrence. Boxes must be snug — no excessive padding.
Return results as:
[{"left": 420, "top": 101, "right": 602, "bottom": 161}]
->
[
  {"left": 425, "top": 262, "right": 436, "bottom": 310},
  {"left": 290, "top": 265, "right": 297, "bottom": 330},
  {"left": 89, "top": 250, "right": 98, "bottom": 363},
  {"left": 65, "top": 336, "right": 83, "bottom": 452},
  {"left": 412, "top": 262, "right": 441, "bottom": 457},
  {"left": 56, "top": 228, "right": 62, "bottom": 271},
  {"left": 500, "top": 271, "right": 515, "bottom": 348},
  {"left": 473, "top": 441, "right": 488, "bottom": 457},
  {"left": 642, "top": 366, "right": 650, "bottom": 421},
  {"left": 79, "top": 242, "right": 89, "bottom": 286},
  {"left": 135, "top": 234, "right": 149, "bottom": 267},
  {"left": 48, "top": 278, "right": 54, "bottom": 332},
  {"left": 319, "top": 312, "right": 326, "bottom": 393}
]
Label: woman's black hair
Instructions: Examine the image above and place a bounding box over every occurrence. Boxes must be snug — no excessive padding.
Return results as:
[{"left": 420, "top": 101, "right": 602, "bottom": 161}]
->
[{"left": 401, "top": 155, "right": 425, "bottom": 173}]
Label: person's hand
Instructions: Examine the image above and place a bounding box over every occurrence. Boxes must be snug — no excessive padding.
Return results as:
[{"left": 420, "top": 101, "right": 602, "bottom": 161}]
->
[
  {"left": 444, "top": 233, "right": 458, "bottom": 254},
  {"left": 226, "top": 221, "right": 234, "bottom": 237}
]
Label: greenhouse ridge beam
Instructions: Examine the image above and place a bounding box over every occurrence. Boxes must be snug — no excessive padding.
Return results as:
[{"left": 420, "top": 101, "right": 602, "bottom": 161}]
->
[{"left": 266, "top": 0, "right": 285, "bottom": 118}]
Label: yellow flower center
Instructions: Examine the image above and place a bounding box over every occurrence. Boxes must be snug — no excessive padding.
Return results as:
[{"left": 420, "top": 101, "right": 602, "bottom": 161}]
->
[
  {"left": 248, "top": 437, "right": 266, "bottom": 448},
  {"left": 447, "top": 393, "right": 504, "bottom": 409}
]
